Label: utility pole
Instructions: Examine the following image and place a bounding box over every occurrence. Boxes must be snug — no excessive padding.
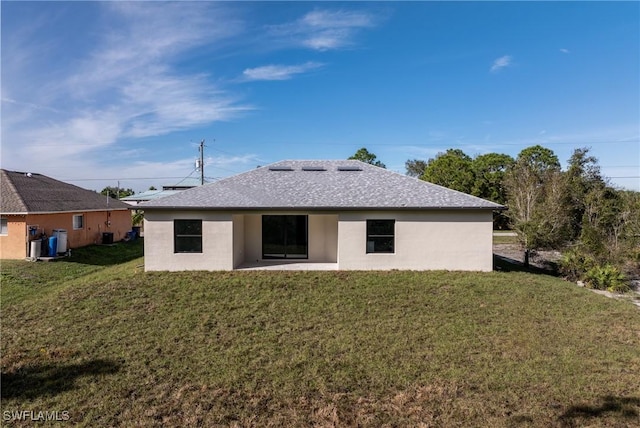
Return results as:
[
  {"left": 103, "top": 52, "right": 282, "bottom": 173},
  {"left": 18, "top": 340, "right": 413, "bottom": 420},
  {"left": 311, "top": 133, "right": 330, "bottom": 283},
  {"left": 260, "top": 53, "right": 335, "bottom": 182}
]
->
[{"left": 199, "top": 140, "right": 205, "bottom": 185}]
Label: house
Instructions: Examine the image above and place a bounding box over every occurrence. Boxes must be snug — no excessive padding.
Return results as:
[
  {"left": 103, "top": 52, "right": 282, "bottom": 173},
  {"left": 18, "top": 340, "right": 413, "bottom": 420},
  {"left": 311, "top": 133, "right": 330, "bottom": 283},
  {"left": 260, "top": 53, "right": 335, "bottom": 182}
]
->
[
  {"left": 140, "top": 160, "right": 504, "bottom": 272},
  {"left": 120, "top": 177, "right": 210, "bottom": 206},
  {"left": 0, "top": 169, "right": 132, "bottom": 259}
]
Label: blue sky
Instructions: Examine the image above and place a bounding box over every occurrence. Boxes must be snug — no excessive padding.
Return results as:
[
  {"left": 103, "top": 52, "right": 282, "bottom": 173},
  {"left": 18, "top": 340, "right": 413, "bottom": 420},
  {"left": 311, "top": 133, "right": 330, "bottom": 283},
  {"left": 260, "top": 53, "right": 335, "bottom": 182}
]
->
[{"left": 2, "top": 1, "right": 639, "bottom": 192}]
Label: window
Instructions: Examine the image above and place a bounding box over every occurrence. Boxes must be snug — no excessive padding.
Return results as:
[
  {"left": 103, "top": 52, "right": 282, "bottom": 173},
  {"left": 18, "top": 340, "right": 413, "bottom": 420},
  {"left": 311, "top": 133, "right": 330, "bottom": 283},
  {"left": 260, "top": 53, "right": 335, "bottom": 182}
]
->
[
  {"left": 366, "top": 220, "right": 395, "bottom": 253},
  {"left": 0, "top": 217, "right": 7, "bottom": 235},
  {"left": 73, "top": 214, "right": 84, "bottom": 230},
  {"left": 262, "top": 215, "right": 308, "bottom": 259},
  {"left": 174, "top": 219, "right": 202, "bottom": 253}
]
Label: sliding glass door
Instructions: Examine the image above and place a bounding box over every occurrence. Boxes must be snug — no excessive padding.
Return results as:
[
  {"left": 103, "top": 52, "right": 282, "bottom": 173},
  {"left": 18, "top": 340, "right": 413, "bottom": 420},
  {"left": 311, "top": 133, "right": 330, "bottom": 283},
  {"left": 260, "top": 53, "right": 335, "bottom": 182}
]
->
[{"left": 262, "top": 215, "right": 308, "bottom": 259}]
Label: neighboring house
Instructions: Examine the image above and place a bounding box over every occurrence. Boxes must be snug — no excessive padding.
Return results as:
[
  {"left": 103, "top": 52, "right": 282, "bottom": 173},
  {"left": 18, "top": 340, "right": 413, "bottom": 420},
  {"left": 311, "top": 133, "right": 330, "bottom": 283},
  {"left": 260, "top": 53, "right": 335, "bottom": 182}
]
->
[
  {"left": 140, "top": 160, "right": 504, "bottom": 272},
  {"left": 0, "top": 170, "right": 132, "bottom": 259},
  {"left": 121, "top": 177, "right": 210, "bottom": 205}
]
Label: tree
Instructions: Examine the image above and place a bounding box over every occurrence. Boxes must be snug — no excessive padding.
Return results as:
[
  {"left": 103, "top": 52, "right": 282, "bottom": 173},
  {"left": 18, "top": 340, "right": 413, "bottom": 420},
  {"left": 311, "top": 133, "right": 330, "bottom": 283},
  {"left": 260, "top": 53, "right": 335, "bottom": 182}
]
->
[
  {"left": 516, "top": 144, "right": 561, "bottom": 175},
  {"left": 471, "top": 153, "right": 515, "bottom": 230},
  {"left": 563, "top": 147, "right": 605, "bottom": 241},
  {"left": 580, "top": 184, "right": 624, "bottom": 258},
  {"left": 101, "top": 186, "right": 134, "bottom": 200},
  {"left": 149, "top": 186, "right": 157, "bottom": 191},
  {"left": 504, "top": 146, "right": 568, "bottom": 266},
  {"left": 348, "top": 147, "right": 386, "bottom": 168},
  {"left": 405, "top": 159, "right": 428, "bottom": 177},
  {"left": 471, "top": 153, "right": 514, "bottom": 204},
  {"left": 132, "top": 210, "right": 145, "bottom": 226},
  {"left": 617, "top": 191, "right": 640, "bottom": 259},
  {"left": 421, "top": 149, "right": 474, "bottom": 194}
]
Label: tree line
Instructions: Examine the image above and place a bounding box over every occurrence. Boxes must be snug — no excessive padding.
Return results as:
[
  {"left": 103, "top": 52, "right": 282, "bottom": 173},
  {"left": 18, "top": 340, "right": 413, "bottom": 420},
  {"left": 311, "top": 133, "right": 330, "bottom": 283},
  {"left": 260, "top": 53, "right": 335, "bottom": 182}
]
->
[
  {"left": 350, "top": 145, "right": 639, "bottom": 291},
  {"left": 99, "top": 186, "right": 157, "bottom": 199}
]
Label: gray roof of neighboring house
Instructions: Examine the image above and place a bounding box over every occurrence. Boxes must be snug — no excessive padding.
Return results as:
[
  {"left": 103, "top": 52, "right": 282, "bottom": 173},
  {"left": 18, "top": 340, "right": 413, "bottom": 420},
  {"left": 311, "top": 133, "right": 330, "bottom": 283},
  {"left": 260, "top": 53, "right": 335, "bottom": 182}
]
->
[
  {"left": 140, "top": 160, "right": 504, "bottom": 211},
  {"left": 120, "top": 189, "right": 182, "bottom": 202},
  {"left": 120, "top": 176, "right": 209, "bottom": 203},
  {"left": 162, "top": 177, "right": 210, "bottom": 190},
  {"left": 0, "top": 169, "right": 131, "bottom": 214}
]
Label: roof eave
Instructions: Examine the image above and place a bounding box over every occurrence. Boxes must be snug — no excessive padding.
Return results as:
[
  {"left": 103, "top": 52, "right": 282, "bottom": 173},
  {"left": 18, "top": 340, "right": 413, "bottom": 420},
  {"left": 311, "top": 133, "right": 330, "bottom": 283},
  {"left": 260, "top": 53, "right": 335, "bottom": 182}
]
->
[
  {"left": 140, "top": 205, "right": 504, "bottom": 211},
  {"left": 1, "top": 208, "right": 131, "bottom": 215}
]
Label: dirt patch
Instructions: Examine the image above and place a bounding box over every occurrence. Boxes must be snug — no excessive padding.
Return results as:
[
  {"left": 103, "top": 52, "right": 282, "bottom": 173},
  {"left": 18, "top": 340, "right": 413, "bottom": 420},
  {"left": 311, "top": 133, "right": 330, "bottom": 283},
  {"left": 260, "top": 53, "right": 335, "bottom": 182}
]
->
[{"left": 493, "top": 243, "right": 561, "bottom": 272}]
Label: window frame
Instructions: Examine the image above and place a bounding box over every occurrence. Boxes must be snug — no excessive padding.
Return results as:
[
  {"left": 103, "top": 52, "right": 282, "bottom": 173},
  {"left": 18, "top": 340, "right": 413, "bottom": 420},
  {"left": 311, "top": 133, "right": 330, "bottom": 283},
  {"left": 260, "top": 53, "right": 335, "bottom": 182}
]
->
[
  {"left": 0, "top": 217, "right": 7, "bottom": 235},
  {"left": 72, "top": 214, "right": 84, "bottom": 230},
  {"left": 173, "top": 219, "right": 203, "bottom": 253},
  {"left": 366, "top": 219, "right": 395, "bottom": 254}
]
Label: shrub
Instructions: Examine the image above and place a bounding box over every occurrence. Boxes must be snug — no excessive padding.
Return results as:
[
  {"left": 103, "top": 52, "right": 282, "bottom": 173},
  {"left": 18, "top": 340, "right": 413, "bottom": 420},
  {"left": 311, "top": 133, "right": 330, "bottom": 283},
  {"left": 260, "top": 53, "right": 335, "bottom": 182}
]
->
[
  {"left": 584, "top": 264, "right": 629, "bottom": 293},
  {"left": 559, "top": 249, "right": 595, "bottom": 282}
]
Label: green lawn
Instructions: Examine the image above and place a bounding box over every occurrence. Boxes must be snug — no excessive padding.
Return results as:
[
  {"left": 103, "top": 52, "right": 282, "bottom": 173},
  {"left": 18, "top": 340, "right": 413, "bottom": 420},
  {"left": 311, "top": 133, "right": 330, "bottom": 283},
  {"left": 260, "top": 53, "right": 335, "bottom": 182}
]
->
[
  {"left": 1, "top": 243, "right": 639, "bottom": 427},
  {"left": 493, "top": 232, "right": 519, "bottom": 245}
]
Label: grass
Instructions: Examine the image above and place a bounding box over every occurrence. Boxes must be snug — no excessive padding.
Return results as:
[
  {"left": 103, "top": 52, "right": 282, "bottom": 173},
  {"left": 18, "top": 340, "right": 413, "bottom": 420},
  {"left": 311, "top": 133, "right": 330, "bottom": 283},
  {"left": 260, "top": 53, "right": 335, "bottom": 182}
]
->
[
  {"left": 0, "top": 240, "right": 143, "bottom": 305},
  {"left": 2, "top": 242, "right": 639, "bottom": 426},
  {"left": 493, "top": 232, "right": 519, "bottom": 245}
]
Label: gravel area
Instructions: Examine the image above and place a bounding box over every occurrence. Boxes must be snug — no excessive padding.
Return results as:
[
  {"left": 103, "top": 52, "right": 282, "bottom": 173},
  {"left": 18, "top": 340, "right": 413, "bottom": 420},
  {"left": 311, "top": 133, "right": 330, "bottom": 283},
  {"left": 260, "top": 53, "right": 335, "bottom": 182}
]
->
[{"left": 493, "top": 243, "right": 561, "bottom": 271}]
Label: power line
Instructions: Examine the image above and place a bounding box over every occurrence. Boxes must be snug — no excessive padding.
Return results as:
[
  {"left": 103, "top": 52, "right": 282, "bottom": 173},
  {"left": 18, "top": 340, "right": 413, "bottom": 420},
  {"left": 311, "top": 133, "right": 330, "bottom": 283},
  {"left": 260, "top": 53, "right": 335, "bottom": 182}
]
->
[
  {"left": 62, "top": 176, "right": 190, "bottom": 182},
  {"left": 15, "top": 139, "right": 640, "bottom": 149},
  {"left": 233, "top": 140, "right": 640, "bottom": 147}
]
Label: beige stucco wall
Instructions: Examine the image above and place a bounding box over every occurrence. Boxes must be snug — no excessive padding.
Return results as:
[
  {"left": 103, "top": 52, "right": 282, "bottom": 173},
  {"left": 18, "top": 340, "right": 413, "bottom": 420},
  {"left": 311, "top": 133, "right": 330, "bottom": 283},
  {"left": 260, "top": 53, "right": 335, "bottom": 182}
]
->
[
  {"left": 145, "top": 212, "right": 339, "bottom": 270},
  {"left": 232, "top": 214, "right": 245, "bottom": 268},
  {"left": 144, "top": 210, "right": 493, "bottom": 271},
  {"left": 337, "top": 210, "right": 493, "bottom": 271},
  {"left": 310, "top": 214, "right": 338, "bottom": 263},
  {"left": 243, "top": 214, "right": 261, "bottom": 263},
  {"left": 144, "top": 210, "right": 234, "bottom": 271}
]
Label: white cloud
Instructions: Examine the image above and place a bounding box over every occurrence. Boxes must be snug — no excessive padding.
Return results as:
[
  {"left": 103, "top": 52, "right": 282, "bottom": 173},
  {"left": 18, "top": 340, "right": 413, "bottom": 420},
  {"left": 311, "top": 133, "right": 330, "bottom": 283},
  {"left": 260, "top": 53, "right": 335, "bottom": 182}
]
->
[
  {"left": 490, "top": 55, "right": 512, "bottom": 72},
  {"left": 63, "top": 3, "right": 248, "bottom": 136},
  {"left": 560, "top": 48, "right": 570, "bottom": 54},
  {"left": 302, "top": 10, "right": 373, "bottom": 28},
  {"left": 1, "top": 2, "right": 251, "bottom": 185},
  {"left": 269, "top": 9, "right": 376, "bottom": 51},
  {"left": 242, "top": 62, "right": 324, "bottom": 81}
]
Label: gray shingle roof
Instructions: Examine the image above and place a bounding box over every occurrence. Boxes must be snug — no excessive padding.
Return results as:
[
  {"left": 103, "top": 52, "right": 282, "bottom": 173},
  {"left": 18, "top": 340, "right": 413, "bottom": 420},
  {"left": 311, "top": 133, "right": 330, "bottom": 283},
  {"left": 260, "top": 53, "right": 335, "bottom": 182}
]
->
[
  {"left": 1, "top": 169, "right": 131, "bottom": 213},
  {"left": 140, "top": 160, "right": 504, "bottom": 211},
  {"left": 120, "top": 189, "right": 182, "bottom": 202}
]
